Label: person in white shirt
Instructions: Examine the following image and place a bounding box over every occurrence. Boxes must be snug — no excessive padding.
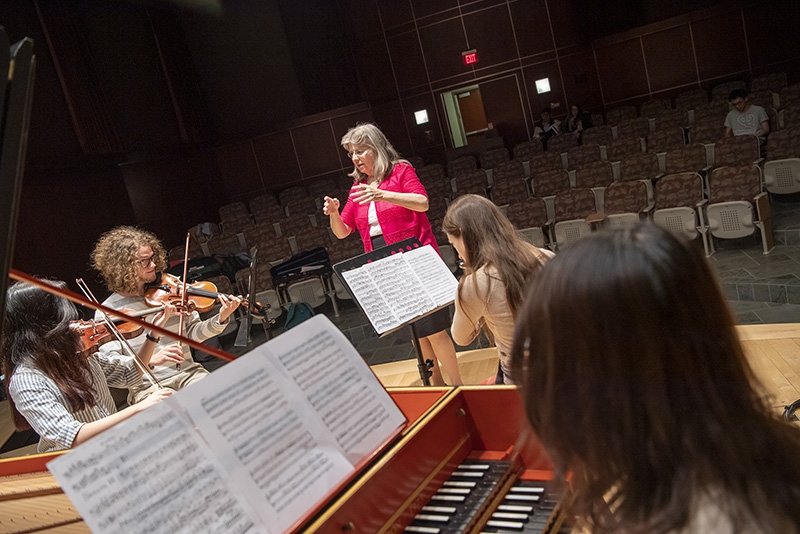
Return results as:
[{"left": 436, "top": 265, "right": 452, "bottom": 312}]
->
[{"left": 724, "top": 88, "right": 770, "bottom": 139}]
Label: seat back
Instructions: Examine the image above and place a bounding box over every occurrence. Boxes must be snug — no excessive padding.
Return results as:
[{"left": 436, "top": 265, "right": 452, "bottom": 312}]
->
[
  {"left": 507, "top": 197, "right": 549, "bottom": 247},
  {"left": 604, "top": 180, "right": 649, "bottom": 216},
  {"left": 640, "top": 98, "right": 672, "bottom": 119},
  {"left": 453, "top": 169, "right": 488, "bottom": 196},
  {"left": 581, "top": 125, "right": 614, "bottom": 146},
  {"left": 554, "top": 188, "right": 598, "bottom": 221},
  {"left": 653, "top": 109, "right": 688, "bottom": 131},
  {"left": 693, "top": 99, "right": 730, "bottom": 122},
  {"left": 606, "top": 135, "right": 644, "bottom": 161},
  {"left": 531, "top": 168, "right": 570, "bottom": 197},
  {"left": 619, "top": 152, "right": 660, "bottom": 182},
  {"left": 278, "top": 185, "right": 308, "bottom": 206},
  {"left": 284, "top": 196, "right": 318, "bottom": 217},
  {"left": 491, "top": 176, "right": 529, "bottom": 206},
  {"left": 479, "top": 147, "right": 510, "bottom": 170},
  {"left": 780, "top": 83, "right": 800, "bottom": 110},
  {"left": 447, "top": 155, "right": 478, "bottom": 178},
  {"left": 293, "top": 226, "right": 333, "bottom": 254},
  {"left": 616, "top": 117, "right": 650, "bottom": 139},
  {"left": 545, "top": 134, "right": 578, "bottom": 154},
  {"left": 751, "top": 72, "right": 787, "bottom": 94},
  {"left": 689, "top": 118, "right": 726, "bottom": 145},
  {"left": 219, "top": 201, "right": 249, "bottom": 222},
  {"left": 766, "top": 127, "right": 800, "bottom": 161},
  {"left": 606, "top": 105, "right": 637, "bottom": 126},
  {"left": 574, "top": 160, "right": 613, "bottom": 188},
  {"left": 664, "top": 144, "right": 707, "bottom": 174},
  {"left": 711, "top": 80, "right": 746, "bottom": 101},
  {"left": 512, "top": 140, "right": 543, "bottom": 161},
  {"left": 407, "top": 156, "right": 425, "bottom": 169},
  {"left": 567, "top": 143, "right": 602, "bottom": 170},
  {"left": 655, "top": 172, "right": 705, "bottom": 210},
  {"left": 709, "top": 165, "right": 762, "bottom": 204},
  {"left": 417, "top": 163, "right": 451, "bottom": 199},
  {"left": 713, "top": 135, "right": 761, "bottom": 167},
  {"left": 530, "top": 151, "right": 564, "bottom": 174},
  {"left": 646, "top": 127, "right": 685, "bottom": 153},
  {"left": 306, "top": 178, "right": 338, "bottom": 202}
]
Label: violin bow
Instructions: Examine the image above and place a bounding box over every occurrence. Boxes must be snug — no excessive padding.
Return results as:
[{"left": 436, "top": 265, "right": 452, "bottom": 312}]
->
[
  {"left": 75, "top": 278, "right": 163, "bottom": 388},
  {"left": 177, "top": 232, "right": 192, "bottom": 370}
]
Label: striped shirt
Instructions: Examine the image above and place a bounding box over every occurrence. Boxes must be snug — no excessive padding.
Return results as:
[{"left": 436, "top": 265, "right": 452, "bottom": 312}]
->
[{"left": 8, "top": 353, "right": 141, "bottom": 452}]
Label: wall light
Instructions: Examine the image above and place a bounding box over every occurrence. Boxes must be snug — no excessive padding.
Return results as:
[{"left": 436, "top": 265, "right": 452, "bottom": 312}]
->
[
  {"left": 535, "top": 78, "right": 551, "bottom": 94},
  {"left": 414, "top": 109, "right": 429, "bottom": 125}
]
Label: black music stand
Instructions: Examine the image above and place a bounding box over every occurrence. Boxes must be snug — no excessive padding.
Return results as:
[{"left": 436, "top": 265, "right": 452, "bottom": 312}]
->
[{"left": 333, "top": 238, "right": 456, "bottom": 386}]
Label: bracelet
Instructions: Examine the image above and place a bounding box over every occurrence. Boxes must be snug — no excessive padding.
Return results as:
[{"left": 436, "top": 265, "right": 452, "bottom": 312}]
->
[{"left": 145, "top": 333, "right": 161, "bottom": 343}]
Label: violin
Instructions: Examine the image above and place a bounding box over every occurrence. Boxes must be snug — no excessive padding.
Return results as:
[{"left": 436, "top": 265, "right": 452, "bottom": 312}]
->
[
  {"left": 144, "top": 272, "right": 265, "bottom": 317},
  {"left": 70, "top": 318, "right": 144, "bottom": 358}
]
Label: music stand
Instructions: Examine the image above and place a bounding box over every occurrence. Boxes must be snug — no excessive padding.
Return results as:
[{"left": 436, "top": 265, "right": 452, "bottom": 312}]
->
[{"left": 333, "top": 238, "right": 457, "bottom": 386}]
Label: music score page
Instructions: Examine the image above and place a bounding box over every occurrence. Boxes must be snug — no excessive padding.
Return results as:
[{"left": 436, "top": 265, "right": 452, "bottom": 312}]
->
[
  {"left": 340, "top": 244, "right": 458, "bottom": 335},
  {"left": 47, "top": 315, "right": 407, "bottom": 534}
]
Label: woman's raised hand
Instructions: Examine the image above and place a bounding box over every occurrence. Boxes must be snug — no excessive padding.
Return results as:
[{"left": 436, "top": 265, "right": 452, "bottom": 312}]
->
[{"left": 323, "top": 196, "right": 341, "bottom": 216}]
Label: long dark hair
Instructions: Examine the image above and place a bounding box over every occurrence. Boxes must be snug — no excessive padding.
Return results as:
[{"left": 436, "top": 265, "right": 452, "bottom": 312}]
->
[
  {"left": 1, "top": 280, "right": 95, "bottom": 430},
  {"left": 443, "top": 194, "right": 549, "bottom": 321},
  {"left": 511, "top": 223, "right": 800, "bottom": 533}
]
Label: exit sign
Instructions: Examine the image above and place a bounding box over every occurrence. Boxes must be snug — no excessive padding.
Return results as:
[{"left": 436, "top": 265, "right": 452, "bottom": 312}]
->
[{"left": 462, "top": 49, "right": 478, "bottom": 66}]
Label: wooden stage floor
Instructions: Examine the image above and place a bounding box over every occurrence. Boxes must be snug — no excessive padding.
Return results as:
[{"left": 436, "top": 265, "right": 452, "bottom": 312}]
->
[{"left": 372, "top": 323, "right": 800, "bottom": 413}]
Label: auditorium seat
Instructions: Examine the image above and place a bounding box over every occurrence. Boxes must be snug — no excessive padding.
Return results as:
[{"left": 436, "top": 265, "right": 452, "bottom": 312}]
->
[
  {"left": 601, "top": 180, "right": 653, "bottom": 229},
  {"left": 489, "top": 160, "right": 529, "bottom": 207},
  {"left": 763, "top": 127, "right": 800, "bottom": 195},
  {"left": 653, "top": 172, "right": 707, "bottom": 247},
  {"left": 711, "top": 80, "right": 746, "bottom": 101},
  {"left": 581, "top": 125, "right": 614, "bottom": 147},
  {"left": 506, "top": 197, "right": 550, "bottom": 248},
  {"left": 478, "top": 147, "right": 510, "bottom": 184},
  {"left": 567, "top": 143, "right": 602, "bottom": 171},
  {"left": 452, "top": 169, "right": 489, "bottom": 198},
  {"left": 640, "top": 97, "right": 672, "bottom": 120},
  {"left": 278, "top": 185, "right": 308, "bottom": 206},
  {"left": 646, "top": 127, "right": 686, "bottom": 172},
  {"left": 713, "top": 135, "right": 762, "bottom": 168},
  {"left": 447, "top": 155, "right": 478, "bottom": 179},
  {"left": 606, "top": 105, "right": 637, "bottom": 128},
  {"left": 703, "top": 164, "right": 773, "bottom": 256},
  {"left": 417, "top": 163, "right": 452, "bottom": 200},
  {"left": 530, "top": 168, "right": 570, "bottom": 220},
  {"left": 550, "top": 188, "right": 600, "bottom": 250}
]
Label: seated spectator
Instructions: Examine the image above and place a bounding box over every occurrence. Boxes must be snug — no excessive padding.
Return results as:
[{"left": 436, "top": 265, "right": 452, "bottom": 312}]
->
[
  {"left": 724, "top": 88, "right": 769, "bottom": 139},
  {"left": 511, "top": 224, "right": 800, "bottom": 533},
  {"left": 563, "top": 104, "right": 592, "bottom": 139},
  {"left": 533, "top": 108, "right": 561, "bottom": 148}
]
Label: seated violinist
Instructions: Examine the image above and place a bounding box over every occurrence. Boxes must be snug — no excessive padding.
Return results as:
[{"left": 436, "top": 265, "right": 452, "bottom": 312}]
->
[
  {"left": 1, "top": 279, "right": 176, "bottom": 452},
  {"left": 90, "top": 226, "right": 239, "bottom": 404}
]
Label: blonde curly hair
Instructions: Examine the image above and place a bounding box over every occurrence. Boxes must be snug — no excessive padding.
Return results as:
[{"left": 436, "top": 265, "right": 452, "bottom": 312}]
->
[{"left": 90, "top": 226, "right": 167, "bottom": 295}]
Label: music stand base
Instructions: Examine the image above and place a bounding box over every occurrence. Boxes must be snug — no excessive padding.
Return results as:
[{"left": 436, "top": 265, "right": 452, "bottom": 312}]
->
[{"left": 410, "top": 322, "right": 433, "bottom": 386}]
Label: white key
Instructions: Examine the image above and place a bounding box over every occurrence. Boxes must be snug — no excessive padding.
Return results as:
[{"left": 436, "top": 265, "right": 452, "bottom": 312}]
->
[
  {"left": 443, "top": 480, "right": 476, "bottom": 488},
  {"left": 509, "top": 486, "right": 545, "bottom": 493},
  {"left": 414, "top": 514, "right": 450, "bottom": 523},
  {"left": 451, "top": 471, "right": 485, "bottom": 477},
  {"left": 458, "top": 463, "right": 490, "bottom": 470},
  {"left": 504, "top": 494, "right": 540, "bottom": 502},
  {"left": 491, "top": 512, "right": 529, "bottom": 520},
  {"left": 405, "top": 527, "right": 440, "bottom": 534},
  {"left": 436, "top": 487, "right": 471, "bottom": 495},
  {"left": 486, "top": 519, "right": 525, "bottom": 529},
  {"left": 497, "top": 504, "right": 534, "bottom": 513},
  {"left": 422, "top": 505, "right": 457, "bottom": 514},
  {"left": 430, "top": 494, "right": 466, "bottom": 502}
]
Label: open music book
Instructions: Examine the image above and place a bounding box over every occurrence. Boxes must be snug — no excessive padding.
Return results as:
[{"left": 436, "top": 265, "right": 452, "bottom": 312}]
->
[
  {"left": 339, "top": 244, "right": 459, "bottom": 335},
  {"left": 47, "top": 315, "right": 407, "bottom": 534}
]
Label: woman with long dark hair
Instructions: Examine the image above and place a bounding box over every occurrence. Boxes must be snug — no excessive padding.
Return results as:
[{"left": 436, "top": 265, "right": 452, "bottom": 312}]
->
[
  {"left": 511, "top": 224, "right": 800, "bottom": 532},
  {"left": 2, "top": 279, "right": 174, "bottom": 452},
  {"left": 443, "top": 194, "right": 552, "bottom": 384}
]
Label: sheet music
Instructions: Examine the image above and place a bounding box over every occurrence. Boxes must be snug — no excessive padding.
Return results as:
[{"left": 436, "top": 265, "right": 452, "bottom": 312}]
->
[
  {"left": 268, "top": 317, "right": 406, "bottom": 461},
  {"left": 47, "top": 401, "right": 266, "bottom": 534},
  {"left": 48, "top": 315, "right": 407, "bottom": 534},
  {"left": 339, "top": 245, "right": 458, "bottom": 335},
  {"left": 363, "top": 253, "right": 436, "bottom": 325},
  {"left": 403, "top": 246, "right": 459, "bottom": 307},
  {"left": 341, "top": 267, "right": 398, "bottom": 333}
]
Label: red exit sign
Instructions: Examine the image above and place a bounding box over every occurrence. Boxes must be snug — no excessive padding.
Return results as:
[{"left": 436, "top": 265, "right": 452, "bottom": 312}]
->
[{"left": 462, "top": 49, "right": 478, "bottom": 66}]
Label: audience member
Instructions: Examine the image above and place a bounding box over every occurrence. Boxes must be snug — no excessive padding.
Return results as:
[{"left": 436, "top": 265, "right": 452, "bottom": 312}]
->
[
  {"left": 91, "top": 226, "right": 239, "bottom": 404},
  {"left": 1, "top": 279, "right": 174, "bottom": 452},
  {"left": 533, "top": 108, "right": 561, "bottom": 148},
  {"left": 323, "top": 123, "right": 463, "bottom": 386},
  {"left": 511, "top": 224, "right": 800, "bottom": 533},
  {"left": 443, "top": 195, "right": 552, "bottom": 384},
  {"left": 563, "top": 104, "right": 591, "bottom": 139},
  {"left": 724, "top": 88, "right": 770, "bottom": 139}
]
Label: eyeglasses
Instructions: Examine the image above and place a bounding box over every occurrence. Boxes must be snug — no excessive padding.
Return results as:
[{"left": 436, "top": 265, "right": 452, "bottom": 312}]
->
[
  {"left": 731, "top": 99, "right": 746, "bottom": 107},
  {"left": 135, "top": 255, "right": 155, "bottom": 267},
  {"left": 347, "top": 147, "right": 371, "bottom": 160}
]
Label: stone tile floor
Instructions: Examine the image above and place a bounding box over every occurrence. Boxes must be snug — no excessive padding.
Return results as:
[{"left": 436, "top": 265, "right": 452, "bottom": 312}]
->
[{"left": 216, "top": 197, "right": 800, "bottom": 365}]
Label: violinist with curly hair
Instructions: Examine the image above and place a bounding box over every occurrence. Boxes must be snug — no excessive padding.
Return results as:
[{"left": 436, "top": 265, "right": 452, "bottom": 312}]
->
[{"left": 90, "top": 226, "right": 239, "bottom": 404}]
